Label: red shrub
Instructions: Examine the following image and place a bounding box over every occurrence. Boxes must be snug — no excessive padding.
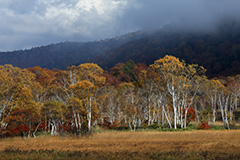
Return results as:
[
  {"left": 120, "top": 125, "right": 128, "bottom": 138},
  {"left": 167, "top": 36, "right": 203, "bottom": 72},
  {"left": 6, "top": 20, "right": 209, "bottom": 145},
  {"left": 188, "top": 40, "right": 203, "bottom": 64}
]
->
[
  {"left": 3, "top": 109, "right": 41, "bottom": 137},
  {"left": 182, "top": 107, "right": 197, "bottom": 126},
  {"left": 187, "top": 107, "right": 197, "bottom": 121},
  {"left": 198, "top": 121, "right": 211, "bottom": 130},
  {"left": 59, "top": 123, "right": 71, "bottom": 132}
]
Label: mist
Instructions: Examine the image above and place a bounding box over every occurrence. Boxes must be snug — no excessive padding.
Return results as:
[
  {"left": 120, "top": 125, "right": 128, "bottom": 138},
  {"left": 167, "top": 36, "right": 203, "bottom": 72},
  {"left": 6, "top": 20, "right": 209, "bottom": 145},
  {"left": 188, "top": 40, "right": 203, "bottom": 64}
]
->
[{"left": 121, "top": 0, "right": 240, "bottom": 32}]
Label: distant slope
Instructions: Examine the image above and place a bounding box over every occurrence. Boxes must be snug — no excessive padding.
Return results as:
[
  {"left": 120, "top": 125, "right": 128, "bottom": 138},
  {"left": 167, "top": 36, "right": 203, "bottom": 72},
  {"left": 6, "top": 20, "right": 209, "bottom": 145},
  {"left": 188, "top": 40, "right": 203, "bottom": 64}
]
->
[
  {"left": 1, "top": 20, "right": 240, "bottom": 77},
  {"left": 93, "top": 22, "right": 240, "bottom": 77},
  {"left": 0, "top": 31, "right": 147, "bottom": 69}
]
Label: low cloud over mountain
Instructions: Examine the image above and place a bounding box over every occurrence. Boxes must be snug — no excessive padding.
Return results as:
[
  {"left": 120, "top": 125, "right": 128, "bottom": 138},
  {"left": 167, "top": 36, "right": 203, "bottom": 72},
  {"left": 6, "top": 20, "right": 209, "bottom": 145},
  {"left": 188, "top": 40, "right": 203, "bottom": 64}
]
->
[{"left": 1, "top": 0, "right": 240, "bottom": 51}]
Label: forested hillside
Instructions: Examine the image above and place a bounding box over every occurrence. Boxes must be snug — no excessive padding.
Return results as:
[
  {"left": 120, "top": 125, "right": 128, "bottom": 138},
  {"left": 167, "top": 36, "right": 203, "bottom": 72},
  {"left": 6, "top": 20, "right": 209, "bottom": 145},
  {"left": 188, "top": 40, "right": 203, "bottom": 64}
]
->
[
  {"left": 0, "top": 21, "right": 240, "bottom": 77},
  {"left": 0, "top": 31, "right": 146, "bottom": 69},
  {"left": 93, "top": 21, "right": 240, "bottom": 77}
]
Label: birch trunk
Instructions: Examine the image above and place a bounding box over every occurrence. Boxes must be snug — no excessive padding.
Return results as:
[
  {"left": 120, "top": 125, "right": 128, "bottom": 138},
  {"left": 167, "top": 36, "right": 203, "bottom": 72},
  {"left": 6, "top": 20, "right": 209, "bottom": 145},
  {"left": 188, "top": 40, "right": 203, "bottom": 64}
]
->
[{"left": 88, "top": 97, "right": 92, "bottom": 131}]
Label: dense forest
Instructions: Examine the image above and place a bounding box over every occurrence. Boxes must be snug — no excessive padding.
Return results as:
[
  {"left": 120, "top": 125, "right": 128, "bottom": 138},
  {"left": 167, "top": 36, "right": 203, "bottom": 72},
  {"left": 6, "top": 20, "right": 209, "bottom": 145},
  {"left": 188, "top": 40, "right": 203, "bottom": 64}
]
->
[
  {"left": 0, "top": 21, "right": 240, "bottom": 77},
  {"left": 0, "top": 55, "right": 239, "bottom": 137},
  {"left": 93, "top": 21, "right": 240, "bottom": 77},
  {"left": 0, "top": 31, "right": 147, "bottom": 69}
]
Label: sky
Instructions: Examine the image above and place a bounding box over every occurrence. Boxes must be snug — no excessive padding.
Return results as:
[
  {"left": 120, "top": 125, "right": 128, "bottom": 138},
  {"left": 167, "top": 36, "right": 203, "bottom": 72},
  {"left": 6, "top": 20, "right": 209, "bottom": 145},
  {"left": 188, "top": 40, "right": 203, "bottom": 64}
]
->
[{"left": 0, "top": 0, "right": 240, "bottom": 51}]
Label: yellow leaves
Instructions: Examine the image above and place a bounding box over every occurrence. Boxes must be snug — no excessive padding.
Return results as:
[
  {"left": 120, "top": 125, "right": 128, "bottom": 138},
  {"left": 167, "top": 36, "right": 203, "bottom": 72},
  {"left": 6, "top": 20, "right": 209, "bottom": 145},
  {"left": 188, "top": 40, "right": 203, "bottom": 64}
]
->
[
  {"left": 151, "top": 55, "right": 207, "bottom": 81},
  {"left": 10, "top": 85, "right": 36, "bottom": 110},
  {"left": 60, "top": 63, "right": 106, "bottom": 103},
  {"left": 150, "top": 55, "right": 207, "bottom": 94},
  {"left": 68, "top": 97, "right": 83, "bottom": 107},
  {"left": 67, "top": 97, "right": 85, "bottom": 112},
  {"left": 200, "top": 66, "right": 207, "bottom": 73},
  {"left": 0, "top": 65, "right": 38, "bottom": 97},
  {"left": 0, "top": 70, "right": 6, "bottom": 81},
  {"left": 70, "top": 80, "right": 95, "bottom": 98},
  {"left": 77, "top": 63, "right": 106, "bottom": 86},
  {"left": 150, "top": 55, "right": 184, "bottom": 74},
  {"left": 78, "top": 63, "right": 103, "bottom": 75},
  {"left": 183, "top": 84, "right": 192, "bottom": 90},
  {"left": 119, "top": 82, "right": 135, "bottom": 91},
  {"left": 42, "top": 101, "right": 67, "bottom": 120},
  {"left": 213, "top": 79, "right": 223, "bottom": 87},
  {"left": 186, "top": 64, "right": 206, "bottom": 78},
  {"left": 66, "top": 63, "right": 106, "bottom": 87},
  {"left": 71, "top": 80, "right": 95, "bottom": 90},
  {"left": 69, "top": 84, "right": 75, "bottom": 89},
  {"left": 208, "top": 79, "right": 224, "bottom": 90},
  {"left": 0, "top": 65, "right": 35, "bottom": 84},
  {"left": 203, "top": 79, "right": 230, "bottom": 95},
  {"left": 14, "top": 85, "right": 33, "bottom": 101},
  {"left": 140, "top": 70, "right": 147, "bottom": 78}
]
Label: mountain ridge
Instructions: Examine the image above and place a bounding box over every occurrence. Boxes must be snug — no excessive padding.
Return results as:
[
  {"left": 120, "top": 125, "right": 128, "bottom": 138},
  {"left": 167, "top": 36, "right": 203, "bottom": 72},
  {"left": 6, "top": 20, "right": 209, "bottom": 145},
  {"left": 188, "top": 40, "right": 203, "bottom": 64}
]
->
[
  {"left": 1, "top": 21, "right": 240, "bottom": 77},
  {"left": 0, "top": 30, "right": 147, "bottom": 69},
  {"left": 91, "top": 22, "right": 240, "bottom": 77}
]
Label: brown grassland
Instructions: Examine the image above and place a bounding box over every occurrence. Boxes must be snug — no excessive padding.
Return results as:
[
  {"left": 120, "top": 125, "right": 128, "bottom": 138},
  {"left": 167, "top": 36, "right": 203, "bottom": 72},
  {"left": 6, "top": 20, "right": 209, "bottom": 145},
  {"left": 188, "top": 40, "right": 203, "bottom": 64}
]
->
[{"left": 0, "top": 130, "right": 240, "bottom": 159}]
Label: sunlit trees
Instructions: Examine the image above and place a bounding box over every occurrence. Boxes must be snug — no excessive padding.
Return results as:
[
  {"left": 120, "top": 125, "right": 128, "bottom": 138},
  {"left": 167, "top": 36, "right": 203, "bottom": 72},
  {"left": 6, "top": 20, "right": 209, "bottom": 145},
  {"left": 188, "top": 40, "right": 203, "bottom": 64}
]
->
[
  {"left": 0, "top": 56, "right": 239, "bottom": 137},
  {"left": 204, "top": 79, "right": 222, "bottom": 123},
  {"left": 118, "top": 82, "right": 137, "bottom": 131},
  {"left": 201, "top": 76, "right": 240, "bottom": 130},
  {"left": 137, "top": 69, "right": 158, "bottom": 126},
  {"left": 151, "top": 55, "right": 184, "bottom": 129},
  {"left": 151, "top": 55, "right": 206, "bottom": 129},
  {"left": 55, "top": 63, "right": 105, "bottom": 133},
  {"left": 0, "top": 67, "right": 14, "bottom": 125},
  {"left": 77, "top": 63, "right": 105, "bottom": 131},
  {"left": 227, "top": 76, "right": 240, "bottom": 122},
  {"left": 217, "top": 83, "right": 231, "bottom": 129},
  {"left": 4, "top": 107, "right": 41, "bottom": 137},
  {"left": 100, "top": 85, "right": 118, "bottom": 125},
  {"left": 41, "top": 101, "right": 68, "bottom": 135},
  {"left": 0, "top": 65, "right": 41, "bottom": 135}
]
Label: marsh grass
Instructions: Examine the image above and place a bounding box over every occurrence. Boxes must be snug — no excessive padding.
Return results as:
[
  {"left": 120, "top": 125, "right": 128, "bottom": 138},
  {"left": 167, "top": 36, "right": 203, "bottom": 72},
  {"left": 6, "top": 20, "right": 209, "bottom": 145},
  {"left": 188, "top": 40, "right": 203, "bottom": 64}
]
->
[
  {"left": 1, "top": 149, "right": 240, "bottom": 160},
  {"left": 0, "top": 130, "right": 240, "bottom": 159}
]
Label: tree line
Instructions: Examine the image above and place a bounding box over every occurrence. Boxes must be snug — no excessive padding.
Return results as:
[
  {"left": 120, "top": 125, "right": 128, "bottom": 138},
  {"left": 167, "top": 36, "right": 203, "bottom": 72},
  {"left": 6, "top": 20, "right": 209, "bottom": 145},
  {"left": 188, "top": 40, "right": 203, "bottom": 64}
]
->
[{"left": 0, "top": 55, "right": 239, "bottom": 137}]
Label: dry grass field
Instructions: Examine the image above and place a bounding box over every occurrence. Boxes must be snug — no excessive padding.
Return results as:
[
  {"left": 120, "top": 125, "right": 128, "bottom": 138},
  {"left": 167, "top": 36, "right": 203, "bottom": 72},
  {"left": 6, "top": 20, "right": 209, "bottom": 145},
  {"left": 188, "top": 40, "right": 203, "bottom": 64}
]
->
[{"left": 0, "top": 130, "right": 240, "bottom": 159}]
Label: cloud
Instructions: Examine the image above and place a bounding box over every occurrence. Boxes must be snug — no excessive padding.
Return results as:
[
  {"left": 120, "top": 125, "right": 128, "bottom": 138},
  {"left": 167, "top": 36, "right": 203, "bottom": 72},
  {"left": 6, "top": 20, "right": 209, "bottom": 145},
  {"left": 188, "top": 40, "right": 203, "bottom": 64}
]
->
[
  {"left": 0, "top": 0, "right": 240, "bottom": 51},
  {"left": 120, "top": 0, "right": 240, "bottom": 31},
  {"left": 41, "top": 0, "right": 128, "bottom": 35},
  {"left": 0, "top": 0, "right": 129, "bottom": 51}
]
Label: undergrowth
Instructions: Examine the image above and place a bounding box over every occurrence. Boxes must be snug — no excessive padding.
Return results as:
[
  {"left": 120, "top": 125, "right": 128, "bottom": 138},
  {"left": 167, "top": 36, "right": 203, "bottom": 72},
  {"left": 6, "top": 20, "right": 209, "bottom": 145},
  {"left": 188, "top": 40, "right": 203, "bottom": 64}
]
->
[{"left": 1, "top": 149, "right": 240, "bottom": 160}]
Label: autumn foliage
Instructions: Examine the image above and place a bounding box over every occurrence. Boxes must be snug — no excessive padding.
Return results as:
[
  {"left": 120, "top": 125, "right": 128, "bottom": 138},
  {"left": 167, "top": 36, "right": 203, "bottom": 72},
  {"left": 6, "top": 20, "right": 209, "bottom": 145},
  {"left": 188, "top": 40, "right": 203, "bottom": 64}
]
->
[
  {"left": 3, "top": 109, "right": 42, "bottom": 137},
  {"left": 0, "top": 56, "right": 239, "bottom": 137},
  {"left": 198, "top": 122, "right": 211, "bottom": 130},
  {"left": 183, "top": 107, "right": 197, "bottom": 126}
]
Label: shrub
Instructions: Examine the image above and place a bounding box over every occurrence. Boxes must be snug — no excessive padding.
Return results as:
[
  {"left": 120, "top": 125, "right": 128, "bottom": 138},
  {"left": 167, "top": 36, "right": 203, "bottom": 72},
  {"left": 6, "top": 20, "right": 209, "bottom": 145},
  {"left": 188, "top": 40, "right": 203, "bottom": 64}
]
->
[
  {"left": 198, "top": 122, "right": 210, "bottom": 130},
  {"left": 183, "top": 107, "right": 197, "bottom": 126},
  {"left": 147, "top": 123, "right": 160, "bottom": 129}
]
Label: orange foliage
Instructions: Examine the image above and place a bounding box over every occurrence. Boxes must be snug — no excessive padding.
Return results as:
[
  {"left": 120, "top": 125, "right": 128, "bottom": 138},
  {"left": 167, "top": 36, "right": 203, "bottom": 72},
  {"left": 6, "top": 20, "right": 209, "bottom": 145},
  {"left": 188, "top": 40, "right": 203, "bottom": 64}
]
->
[
  {"left": 103, "top": 71, "right": 121, "bottom": 87},
  {"left": 3, "top": 109, "right": 42, "bottom": 137},
  {"left": 183, "top": 107, "right": 196, "bottom": 125},
  {"left": 198, "top": 122, "right": 211, "bottom": 130},
  {"left": 27, "top": 66, "right": 57, "bottom": 87}
]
